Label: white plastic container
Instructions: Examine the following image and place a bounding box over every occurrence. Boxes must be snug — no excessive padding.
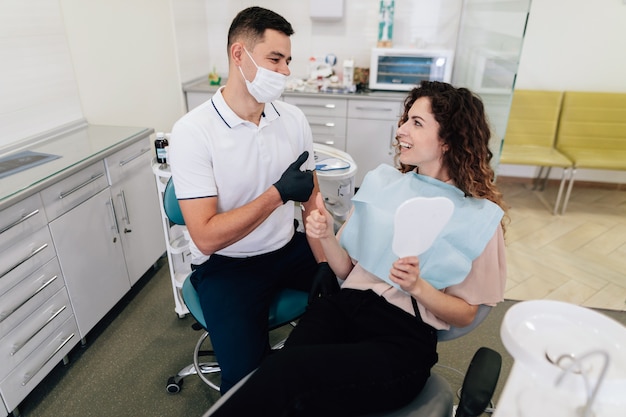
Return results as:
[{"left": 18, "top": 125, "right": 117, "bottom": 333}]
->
[{"left": 313, "top": 143, "right": 357, "bottom": 224}]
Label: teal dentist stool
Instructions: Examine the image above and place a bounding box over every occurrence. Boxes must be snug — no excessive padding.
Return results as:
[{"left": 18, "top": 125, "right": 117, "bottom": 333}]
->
[{"left": 162, "top": 177, "right": 309, "bottom": 393}]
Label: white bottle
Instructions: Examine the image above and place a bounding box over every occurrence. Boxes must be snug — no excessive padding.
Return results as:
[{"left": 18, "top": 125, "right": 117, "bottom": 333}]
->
[
  {"left": 343, "top": 59, "right": 354, "bottom": 90},
  {"left": 164, "top": 133, "right": 171, "bottom": 165}
]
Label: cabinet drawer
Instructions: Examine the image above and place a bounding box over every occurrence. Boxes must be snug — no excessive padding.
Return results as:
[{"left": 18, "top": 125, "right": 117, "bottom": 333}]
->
[
  {"left": 0, "top": 258, "right": 64, "bottom": 339},
  {"left": 0, "top": 316, "right": 78, "bottom": 411},
  {"left": 0, "top": 394, "right": 7, "bottom": 417},
  {"left": 283, "top": 96, "right": 347, "bottom": 118},
  {"left": 308, "top": 116, "right": 347, "bottom": 150},
  {"left": 348, "top": 99, "right": 403, "bottom": 121},
  {"left": 0, "top": 287, "right": 73, "bottom": 381},
  {"left": 40, "top": 161, "right": 108, "bottom": 221},
  {"left": 0, "top": 193, "right": 47, "bottom": 253},
  {"left": 0, "top": 227, "right": 56, "bottom": 299},
  {"left": 105, "top": 137, "right": 152, "bottom": 185}
]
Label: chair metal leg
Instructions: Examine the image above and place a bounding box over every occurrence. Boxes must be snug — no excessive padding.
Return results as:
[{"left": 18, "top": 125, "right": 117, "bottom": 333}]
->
[
  {"left": 166, "top": 330, "right": 221, "bottom": 394},
  {"left": 552, "top": 167, "right": 571, "bottom": 215},
  {"left": 532, "top": 166, "right": 549, "bottom": 190},
  {"left": 194, "top": 331, "right": 222, "bottom": 391},
  {"left": 539, "top": 166, "right": 552, "bottom": 191},
  {"left": 560, "top": 167, "right": 577, "bottom": 214},
  {"left": 269, "top": 321, "right": 298, "bottom": 350}
]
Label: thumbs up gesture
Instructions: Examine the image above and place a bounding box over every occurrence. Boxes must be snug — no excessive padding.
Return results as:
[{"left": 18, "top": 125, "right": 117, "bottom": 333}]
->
[{"left": 305, "top": 192, "right": 335, "bottom": 240}]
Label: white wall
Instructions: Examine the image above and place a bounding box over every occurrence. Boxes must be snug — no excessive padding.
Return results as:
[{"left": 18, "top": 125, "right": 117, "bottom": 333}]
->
[
  {"left": 2, "top": 0, "right": 625, "bottom": 185},
  {"left": 59, "top": 0, "right": 185, "bottom": 134},
  {"left": 202, "top": 0, "right": 462, "bottom": 82},
  {"left": 516, "top": 0, "right": 626, "bottom": 92},
  {"left": 172, "top": 0, "right": 211, "bottom": 83},
  {"left": 0, "top": 0, "right": 83, "bottom": 148},
  {"left": 499, "top": 0, "right": 626, "bottom": 183}
]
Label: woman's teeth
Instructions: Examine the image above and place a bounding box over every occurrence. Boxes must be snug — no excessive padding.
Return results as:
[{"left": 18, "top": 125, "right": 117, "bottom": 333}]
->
[{"left": 400, "top": 142, "right": 412, "bottom": 149}]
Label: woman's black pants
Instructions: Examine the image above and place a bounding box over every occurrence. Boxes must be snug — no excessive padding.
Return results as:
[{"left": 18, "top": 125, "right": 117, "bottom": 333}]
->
[{"left": 208, "top": 288, "right": 438, "bottom": 417}]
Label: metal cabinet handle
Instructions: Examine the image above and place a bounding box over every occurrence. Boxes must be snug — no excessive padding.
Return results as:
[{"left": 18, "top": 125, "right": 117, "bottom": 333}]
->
[
  {"left": 314, "top": 140, "right": 335, "bottom": 146},
  {"left": 388, "top": 124, "right": 397, "bottom": 156},
  {"left": 58, "top": 172, "right": 105, "bottom": 199},
  {"left": 0, "top": 274, "right": 58, "bottom": 323},
  {"left": 107, "top": 197, "right": 120, "bottom": 235},
  {"left": 299, "top": 103, "right": 336, "bottom": 109},
  {"left": 11, "top": 304, "right": 67, "bottom": 355},
  {"left": 22, "top": 332, "right": 75, "bottom": 386},
  {"left": 118, "top": 190, "right": 132, "bottom": 233},
  {"left": 0, "top": 243, "right": 48, "bottom": 279},
  {"left": 119, "top": 147, "right": 150, "bottom": 166},
  {"left": 118, "top": 190, "right": 130, "bottom": 224},
  {"left": 0, "top": 209, "right": 40, "bottom": 235},
  {"left": 310, "top": 122, "right": 336, "bottom": 127},
  {"left": 355, "top": 106, "right": 394, "bottom": 112}
]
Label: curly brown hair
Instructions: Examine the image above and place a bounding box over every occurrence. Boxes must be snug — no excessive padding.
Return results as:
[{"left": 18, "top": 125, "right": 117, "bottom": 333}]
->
[{"left": 395, "top": 81, "right": 508, "bottom": 231}]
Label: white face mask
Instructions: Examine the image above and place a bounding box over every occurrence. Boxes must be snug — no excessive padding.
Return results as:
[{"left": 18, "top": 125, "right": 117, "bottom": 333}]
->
[{"left": 239, "top": 47, "right": 287, "bottom": 103}]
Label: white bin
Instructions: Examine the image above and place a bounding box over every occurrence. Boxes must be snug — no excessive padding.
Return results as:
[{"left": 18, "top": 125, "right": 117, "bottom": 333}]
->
[{"left": 313, "top": 143, "right": 357, "bottom": 225}]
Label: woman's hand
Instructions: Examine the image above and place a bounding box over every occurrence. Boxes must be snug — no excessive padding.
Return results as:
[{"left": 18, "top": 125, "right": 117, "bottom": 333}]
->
[
  {"left": 305, "top": 192, "right": 335, "bottom": 240},
  {"left": 389, "top": 256, "right": 423, "bottom": 294}
]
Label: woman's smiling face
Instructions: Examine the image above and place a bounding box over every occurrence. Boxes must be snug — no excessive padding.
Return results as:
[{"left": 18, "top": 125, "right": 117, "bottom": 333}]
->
[{"left": 396, "top": 96, "right": 448, "bottom": 177}]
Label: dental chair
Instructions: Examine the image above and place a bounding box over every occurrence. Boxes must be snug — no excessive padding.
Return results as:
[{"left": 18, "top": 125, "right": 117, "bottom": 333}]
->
[
  {"left": 162, "top": 177, "right": 310, "bottom": 393},
  {"left": 366, "top": 304, "right": 502, "bottom": 417},
  {"left": 203, "top": 304, "right": 502, "bottom": 417}
]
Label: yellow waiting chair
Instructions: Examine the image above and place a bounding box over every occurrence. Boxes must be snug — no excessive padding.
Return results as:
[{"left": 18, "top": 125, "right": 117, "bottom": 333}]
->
[
  {"left": 499, "top": 90, "right": 573, "bottom": 214},
  {"left": 556, "top": 91, "right": 626, "bottom": 214}
]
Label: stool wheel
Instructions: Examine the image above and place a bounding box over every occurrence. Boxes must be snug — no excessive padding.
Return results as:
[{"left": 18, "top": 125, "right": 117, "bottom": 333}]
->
[{"left": 166, "top": 376, "right": 183, "bottom": 394}]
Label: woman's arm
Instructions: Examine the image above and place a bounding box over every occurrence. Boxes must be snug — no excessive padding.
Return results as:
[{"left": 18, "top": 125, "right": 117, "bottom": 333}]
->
[
  {"left": 305, "top": 192, "right": 354, "bottom": 279},
  {"left": 390, "top": 225, "right": 506, "bottom": 327},
  {"left": 390, "top": 257, "right": 478, "bottom": 327}
]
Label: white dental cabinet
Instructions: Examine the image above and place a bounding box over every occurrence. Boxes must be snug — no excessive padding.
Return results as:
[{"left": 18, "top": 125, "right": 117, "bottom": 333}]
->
[
  {"left": 0, "top": 123, "right": 165, "bottom": 415},
  {"left": 184, "top": 79, "right": 405, "bottom": 187}
]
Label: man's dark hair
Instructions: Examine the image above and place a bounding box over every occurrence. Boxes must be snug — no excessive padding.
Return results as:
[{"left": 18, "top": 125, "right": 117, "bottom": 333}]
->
[{"left": 227, "top": 6, "right": 294, "bottom": 50}]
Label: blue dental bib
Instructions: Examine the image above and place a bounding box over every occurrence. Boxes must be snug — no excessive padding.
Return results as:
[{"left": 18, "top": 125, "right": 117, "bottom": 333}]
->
[{"left": 339, "top": 164, "right": 503, "bottom": 291}]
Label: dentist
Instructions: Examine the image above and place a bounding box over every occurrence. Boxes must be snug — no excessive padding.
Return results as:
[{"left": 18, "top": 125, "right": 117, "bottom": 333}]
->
[{"left": 169, "top": 6, "right": 334, "bottom": 394}]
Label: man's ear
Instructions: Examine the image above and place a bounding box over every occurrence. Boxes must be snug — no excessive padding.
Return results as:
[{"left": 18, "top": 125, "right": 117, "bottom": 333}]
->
[{"left": 231, "top": 42, "right": 244, "bottom": 65}]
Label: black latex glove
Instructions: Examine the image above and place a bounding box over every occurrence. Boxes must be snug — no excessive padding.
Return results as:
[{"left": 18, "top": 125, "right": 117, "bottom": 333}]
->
[
  {"left": 309, "top": 262, "right": 340, "bottom": 304},
  {"left": 274, "top": 151, "right": 314, "bottom": 203}
]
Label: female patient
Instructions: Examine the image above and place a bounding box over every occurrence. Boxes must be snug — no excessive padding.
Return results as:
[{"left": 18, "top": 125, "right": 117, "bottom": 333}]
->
[{"left": 206, "top": 81, "right": 508, "bottom": 416}]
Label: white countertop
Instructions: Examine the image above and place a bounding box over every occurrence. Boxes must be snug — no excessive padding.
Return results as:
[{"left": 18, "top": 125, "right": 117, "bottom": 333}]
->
[
  {"left": 0, "top": 122, "right": 152, "bottom": 210},
  {"left": 183, "top": 78, "right": 407, "bottom": 102}
]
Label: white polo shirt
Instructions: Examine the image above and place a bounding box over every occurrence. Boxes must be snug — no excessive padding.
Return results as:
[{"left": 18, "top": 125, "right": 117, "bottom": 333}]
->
[{"left": 169, "top": 87, "right": 314, "bottom": 265}]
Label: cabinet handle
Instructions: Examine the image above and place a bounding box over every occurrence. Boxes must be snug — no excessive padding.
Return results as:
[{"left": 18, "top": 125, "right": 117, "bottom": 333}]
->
[
  {"left": 107, "top": 197, "right": 120, "bottom": 235},
  {"left": 355, "top": 106, "right": 394, "bottom": 112},
  {"left": 310, "top": 122, "right": 336, "bottom": 128},
  {"left": 314, "top": 140, "right": 335, "bottom": 146},
  {"left": 0, "top": 243, "right": 48, "bottom": 279},
  {"left": 0, "top": 274, "right": 58, "bottom": 323},
  {"left": 11, "top": 304, "right": 67, "bottom": 356},
  {"left": 118, "top": 190, "right": 130, "bottom": 224},
  {"left": 0, "top": 209, "right": 40, "bottom": 235},
  {"left": 58, "top": 172, "right": 105, "bottom": 199},
  {"left": 119, "top": 147, "right": 151, "bottom": 166},
  {"left": 118, "top": 190, "right": 132, "bottom": 233},
  {"left": 22, "top": 332, "right": 75, "bottom": 386},
  {"left": 388, "top": 124, "right": 397, "bottom": 156},
  {"left": 299, "top": 103, "right": 336, "bottom": 109}
]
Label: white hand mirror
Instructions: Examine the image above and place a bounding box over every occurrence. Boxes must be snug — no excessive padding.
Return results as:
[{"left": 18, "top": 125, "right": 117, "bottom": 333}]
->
[{"left": 392, "top": 197, "right": 454, "bottom": 258}]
